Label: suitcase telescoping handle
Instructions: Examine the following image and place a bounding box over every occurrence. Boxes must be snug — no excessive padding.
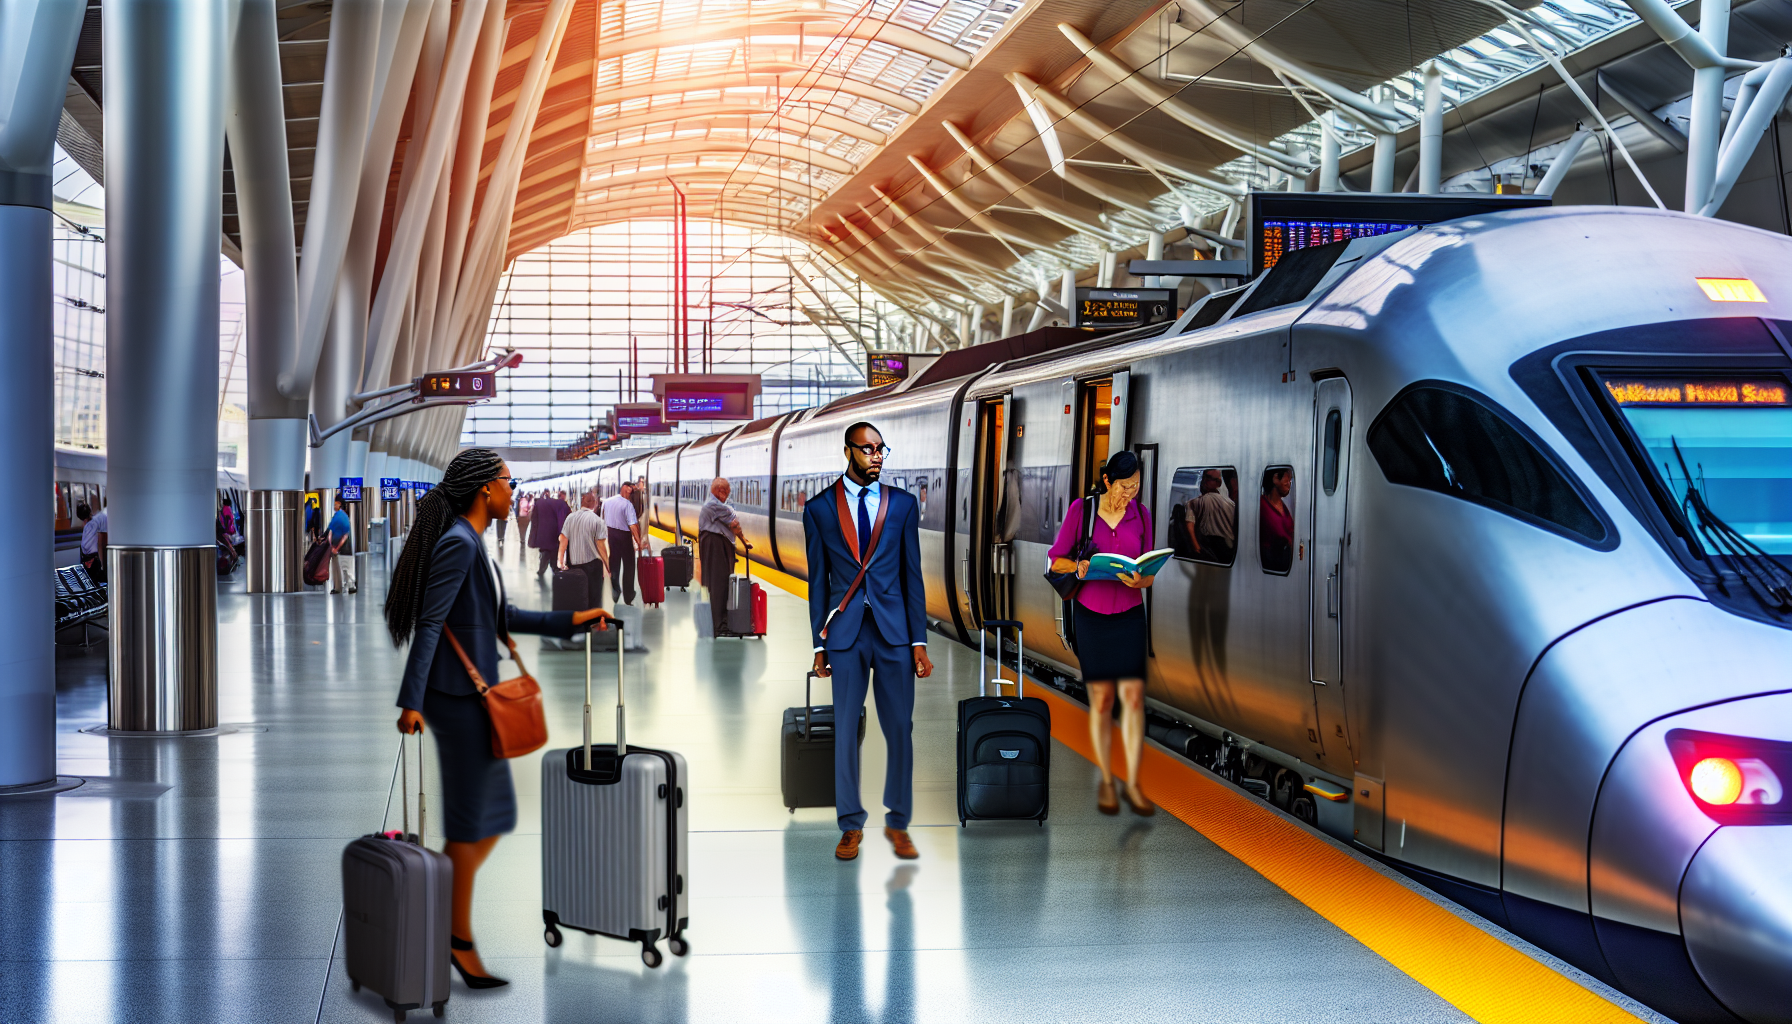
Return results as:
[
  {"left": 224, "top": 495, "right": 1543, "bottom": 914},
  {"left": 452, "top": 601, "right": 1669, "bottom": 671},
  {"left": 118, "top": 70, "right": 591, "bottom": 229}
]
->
[
  {"left": 979, "top": 619, "right": 1024, "bottom": 698},
  {"left": 382, "top": 729, "right": 427, "bottom": 844},
  {"left": 581, "top": 619, "right": 626, "bottom": 770},
  {"left": 799, "top": 670, "right": 833, "bottom": 740}
]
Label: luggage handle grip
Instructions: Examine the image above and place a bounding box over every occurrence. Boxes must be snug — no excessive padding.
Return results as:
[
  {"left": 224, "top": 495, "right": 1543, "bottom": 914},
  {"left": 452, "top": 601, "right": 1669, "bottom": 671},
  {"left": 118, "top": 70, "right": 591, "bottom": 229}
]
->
[
  {"left": 800, "top": 671, "right": 833, "bottom": 739},
  {"left": 978, "top": 620, "right": 1025, "bottom": 698},
  {"left": 380, "top": 731, "right": 427, "bottom": 844},
  {"left": 582, "top": 620, "right": 627, "bottom": 770}
]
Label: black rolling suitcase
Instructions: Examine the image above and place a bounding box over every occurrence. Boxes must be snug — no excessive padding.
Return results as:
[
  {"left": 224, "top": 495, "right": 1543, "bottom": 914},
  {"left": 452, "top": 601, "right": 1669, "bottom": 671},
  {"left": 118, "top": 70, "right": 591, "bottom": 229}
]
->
[
  {"left": 342, "top": 733, "right": 451, "bottom": 1020},
  {"left": 543, "top": 568, "right": 590, "bottom": 650},
  {"left": 781, "top": 671, "right": 867, "bottom": 811},
  {"left": 661, "top": 542, "right": 694, "bottom": 589},
  {"left": 957, "top": 619, "right": 1051, "bottom": 825}
]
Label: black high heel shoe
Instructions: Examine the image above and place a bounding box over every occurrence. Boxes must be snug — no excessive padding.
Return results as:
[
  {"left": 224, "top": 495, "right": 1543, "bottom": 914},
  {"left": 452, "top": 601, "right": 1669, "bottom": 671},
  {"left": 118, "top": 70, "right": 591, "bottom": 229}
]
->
[{"left": 449, "top": 935, "right": 509, "bottom": 989}]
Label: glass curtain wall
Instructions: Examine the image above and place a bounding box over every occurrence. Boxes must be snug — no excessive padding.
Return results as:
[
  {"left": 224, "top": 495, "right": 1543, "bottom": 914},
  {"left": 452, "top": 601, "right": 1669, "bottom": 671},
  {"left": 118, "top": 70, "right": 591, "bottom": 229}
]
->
[{"left": 464, "top": 218, "right": 873, "bottom": 448}]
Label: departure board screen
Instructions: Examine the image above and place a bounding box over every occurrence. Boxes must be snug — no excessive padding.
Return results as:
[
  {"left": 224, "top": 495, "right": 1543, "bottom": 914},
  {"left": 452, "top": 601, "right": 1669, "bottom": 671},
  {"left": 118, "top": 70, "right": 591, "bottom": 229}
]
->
[
  {"left": 1074, "top": 288, "right": 1176, "bottom": 329},
  {"left": 1245, "top": 192, "right": 1551, "bottom": 275},
  {"left": 1258, "top": 219, "right": 1414, "bottom": 271},
  {"left": 1604, "top": 379, "right": 1791, "bottom": 406},
  {"left": 868, "top": 353, "right": 909, "bottom": 389},
  {"left": 665, "top": 393, "right": 727, "bottom": 415}
]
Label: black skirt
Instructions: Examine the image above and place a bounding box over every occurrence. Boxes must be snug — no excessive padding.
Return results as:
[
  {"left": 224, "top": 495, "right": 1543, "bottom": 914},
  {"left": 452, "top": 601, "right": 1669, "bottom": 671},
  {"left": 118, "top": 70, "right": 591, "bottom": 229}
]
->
[
  {"left": 422, "top": 688, "right": 516, "bottom": 843},
  {"left": 1073, "top": 602, "right": 1147, "bottom": 682}
]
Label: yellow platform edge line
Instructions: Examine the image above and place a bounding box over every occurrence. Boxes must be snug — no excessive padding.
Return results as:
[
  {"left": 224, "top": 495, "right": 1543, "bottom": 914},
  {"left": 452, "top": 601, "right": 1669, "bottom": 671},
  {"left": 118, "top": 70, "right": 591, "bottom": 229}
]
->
[{"left": 669, "top": 529, "right": 1638, "bottom": 1023}]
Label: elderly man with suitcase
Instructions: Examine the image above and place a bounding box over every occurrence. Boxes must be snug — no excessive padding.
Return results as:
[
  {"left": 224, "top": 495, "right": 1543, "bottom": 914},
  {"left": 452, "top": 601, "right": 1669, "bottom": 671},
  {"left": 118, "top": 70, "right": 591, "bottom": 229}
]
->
[{"left": 805, "top": 421, "right": 932, "bottom": 862}]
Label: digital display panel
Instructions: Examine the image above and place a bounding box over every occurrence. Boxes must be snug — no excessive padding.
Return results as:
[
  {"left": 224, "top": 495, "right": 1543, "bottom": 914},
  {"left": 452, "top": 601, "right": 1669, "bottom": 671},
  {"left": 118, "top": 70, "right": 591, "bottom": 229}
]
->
[
  {"left": 665, "top": 393, "right": 726, "bottom": 415},
  {"left": 338, "top": 477, "right": 363, "bottom": 502},
  {"left": 1073, "top": 288, "right": 1175, "bottom": 329},
  {"left": 612, "top": 403, "right": 668, "bottom": 435},
  {"left": 411, "top": 481, "right": 430, "bottom": 495},
  {"left": 417, "top": 371, "right": 496, "bottom": 400},
  {"left": 1604, "top": 379, "right": 1791, "bottom": 406},
  {"left": 1259, "top": 220, "right": 1414, "bottom": 271},
  {"left": 380, "top": 478, "right": 401, "bottom": 501},
  {"left": 868, "top": 353, "right": 909, "bottom": 389}
]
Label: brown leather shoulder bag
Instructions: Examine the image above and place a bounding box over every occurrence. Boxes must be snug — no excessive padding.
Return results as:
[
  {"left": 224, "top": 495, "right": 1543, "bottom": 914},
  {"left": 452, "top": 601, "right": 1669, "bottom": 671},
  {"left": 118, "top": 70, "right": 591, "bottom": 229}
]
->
[{"left": 443, "top": 629, "right": 549, "bottom": 759}]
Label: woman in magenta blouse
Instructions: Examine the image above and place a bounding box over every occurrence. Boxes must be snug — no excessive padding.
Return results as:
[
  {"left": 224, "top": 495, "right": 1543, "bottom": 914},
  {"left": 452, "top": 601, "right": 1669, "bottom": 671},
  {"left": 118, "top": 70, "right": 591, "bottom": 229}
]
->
[{"left": 1048, "top": 450, "right": 1156, "bottom": 816}]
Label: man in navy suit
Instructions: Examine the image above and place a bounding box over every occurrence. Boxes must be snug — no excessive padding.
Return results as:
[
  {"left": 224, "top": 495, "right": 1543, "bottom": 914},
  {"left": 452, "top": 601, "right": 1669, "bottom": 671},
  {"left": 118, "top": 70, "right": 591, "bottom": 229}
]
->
[{"left": 806, "top": 421, "right": 933, "bottom": 862}]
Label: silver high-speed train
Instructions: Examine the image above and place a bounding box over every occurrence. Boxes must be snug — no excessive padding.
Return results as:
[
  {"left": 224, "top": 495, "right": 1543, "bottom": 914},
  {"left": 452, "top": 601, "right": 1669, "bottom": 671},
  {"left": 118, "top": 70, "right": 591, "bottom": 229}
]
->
[{"left": 535, "top": 208, "right": 1792, "bottom": 1023}]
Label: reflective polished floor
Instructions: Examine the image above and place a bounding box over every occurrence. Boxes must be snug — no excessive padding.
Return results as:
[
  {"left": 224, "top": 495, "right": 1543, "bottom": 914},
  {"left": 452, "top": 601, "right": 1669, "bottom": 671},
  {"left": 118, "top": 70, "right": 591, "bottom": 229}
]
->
[{"left": 5, "top": 536, "right": 1485, "bottom": 1024}]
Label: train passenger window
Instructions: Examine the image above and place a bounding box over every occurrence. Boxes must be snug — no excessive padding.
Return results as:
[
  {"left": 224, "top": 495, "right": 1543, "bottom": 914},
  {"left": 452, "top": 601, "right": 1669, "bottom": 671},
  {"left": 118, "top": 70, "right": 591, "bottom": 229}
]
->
[
  {"left": 1167, "top": 466, "right": 1238, "bottom": 566},
  {"left": 1321, "top": 411, "right": 1342, "bottom": 495},
  {"left": 1368, "top": 382, "right": 1608, "bottom": 545},
  {"left": 1258, "top": 467, "right": 1296, "bottom": 574}
]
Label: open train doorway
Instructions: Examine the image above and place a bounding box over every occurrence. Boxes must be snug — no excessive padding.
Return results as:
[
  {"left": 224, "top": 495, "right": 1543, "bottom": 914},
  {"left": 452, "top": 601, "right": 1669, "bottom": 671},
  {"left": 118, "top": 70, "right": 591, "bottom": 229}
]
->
[{"left": 971, "top": 395, "right": 1015, "bottom": 623}]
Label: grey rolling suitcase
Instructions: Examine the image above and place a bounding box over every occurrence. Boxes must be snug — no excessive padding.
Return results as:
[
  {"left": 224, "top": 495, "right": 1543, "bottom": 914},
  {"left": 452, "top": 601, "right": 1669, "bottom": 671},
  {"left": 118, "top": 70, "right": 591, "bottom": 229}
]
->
[
  {"left": 342, "top": 734, "right": 451, "bottom": 1021},
  {"left": 725, "top": 574, "right": 753, "bottom": 635},
  {"left": 588, "top": 602, "right": 647, "bottom": 653},
  {"left": 540, "top": 622, "right": 690, "bottom": 966}
]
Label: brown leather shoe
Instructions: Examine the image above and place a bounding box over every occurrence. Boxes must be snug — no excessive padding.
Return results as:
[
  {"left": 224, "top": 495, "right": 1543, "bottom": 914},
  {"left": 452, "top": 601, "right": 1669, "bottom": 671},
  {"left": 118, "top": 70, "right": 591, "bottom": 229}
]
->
[
  {"left": 835, "top": 829, "right": 864, "bottom": 860},
  {"left": 1125, "top": 783, "right": 1157, "bottom": 817},
  {"left": 884, "top": 827, "right": 919, "bottom": 860},
  {"left": 1097, "top": 779, "right": 1121, "bottom": 816}
]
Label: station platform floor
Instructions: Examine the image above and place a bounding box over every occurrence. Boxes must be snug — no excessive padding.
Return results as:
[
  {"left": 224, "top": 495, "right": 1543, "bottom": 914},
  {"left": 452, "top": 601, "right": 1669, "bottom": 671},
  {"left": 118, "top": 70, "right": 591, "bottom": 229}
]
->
[{"left": 4, "top": 533, "right": 1669, "bottom": 1024}]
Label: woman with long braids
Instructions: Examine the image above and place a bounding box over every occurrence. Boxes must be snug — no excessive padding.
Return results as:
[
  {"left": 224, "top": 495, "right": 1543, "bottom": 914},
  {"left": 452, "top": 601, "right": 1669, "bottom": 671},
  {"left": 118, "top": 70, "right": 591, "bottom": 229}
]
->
[{"left": 389, "top": 449, "right": 613, "bottom": 988}]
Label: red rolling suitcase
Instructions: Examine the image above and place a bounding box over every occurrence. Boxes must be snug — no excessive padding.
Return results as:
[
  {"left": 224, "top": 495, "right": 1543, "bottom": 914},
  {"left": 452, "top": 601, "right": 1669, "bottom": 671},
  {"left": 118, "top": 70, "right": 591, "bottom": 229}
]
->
[
  {"left": 751, "top": 582, "right": 767, "bottom": 635},
  {"left": 638, "top": 553, "right": 666, "bottom": 607}
]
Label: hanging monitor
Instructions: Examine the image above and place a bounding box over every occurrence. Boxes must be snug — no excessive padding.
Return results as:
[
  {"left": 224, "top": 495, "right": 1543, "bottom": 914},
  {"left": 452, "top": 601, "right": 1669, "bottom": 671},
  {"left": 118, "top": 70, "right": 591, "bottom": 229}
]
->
[
  {"left": 1073, "top": 288, "right": 1176, "bottom": 330},
  {"left": 867, "top": 352, "right": 911, "bottom": 389},
  {"left": 1246, "top": 192, "right": 1550, "bottom": 275},
  {"left": 651, "top": 373, "right": 762, "bottom": 421},
  {"left": 613, "top": 402, "right": 669, "bottom": 435}
]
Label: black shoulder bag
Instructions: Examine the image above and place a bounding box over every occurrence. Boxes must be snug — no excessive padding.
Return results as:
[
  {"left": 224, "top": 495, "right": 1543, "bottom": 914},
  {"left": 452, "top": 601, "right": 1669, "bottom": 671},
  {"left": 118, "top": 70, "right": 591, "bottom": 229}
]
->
[{"left": 1044, "top": 491, "right": 1100, "bottom": 600}]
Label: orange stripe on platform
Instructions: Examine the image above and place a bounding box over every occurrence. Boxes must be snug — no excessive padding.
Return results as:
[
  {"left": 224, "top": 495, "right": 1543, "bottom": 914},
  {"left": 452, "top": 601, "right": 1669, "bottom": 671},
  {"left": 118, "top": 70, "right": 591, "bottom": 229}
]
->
[{"left": 687, "top": 530, "right": 1639, "bottom": 1021}]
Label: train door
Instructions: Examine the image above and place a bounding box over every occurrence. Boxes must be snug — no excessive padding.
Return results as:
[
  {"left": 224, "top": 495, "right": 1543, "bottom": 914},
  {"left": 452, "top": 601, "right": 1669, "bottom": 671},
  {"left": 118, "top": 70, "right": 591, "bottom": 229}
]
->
[
  {"left": 1309, "top": 378, "right": 1367, "bottom": 833},
  {"left": 971, "top": 394, "right": 1014, "bottom": 624}
]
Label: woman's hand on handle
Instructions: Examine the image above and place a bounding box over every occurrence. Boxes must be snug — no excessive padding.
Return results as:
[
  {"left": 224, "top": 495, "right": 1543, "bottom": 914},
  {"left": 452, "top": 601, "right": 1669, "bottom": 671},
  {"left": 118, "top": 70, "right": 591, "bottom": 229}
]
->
[
  {"left": 397, "top": 709, "right": 424, "bottom": 735},
  {"left": 572, "top": 608, "right": 616, "bottom": 628}
]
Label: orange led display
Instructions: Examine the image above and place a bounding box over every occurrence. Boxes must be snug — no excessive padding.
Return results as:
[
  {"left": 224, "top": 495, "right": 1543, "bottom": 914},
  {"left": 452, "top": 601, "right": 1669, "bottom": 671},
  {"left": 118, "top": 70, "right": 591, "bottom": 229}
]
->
[
  {"left": 1605, "top": 379, "right": 1790, "bottom": 406},
  {"left": 1695, "top": 277, "right": 1767, "bottom": 302}
]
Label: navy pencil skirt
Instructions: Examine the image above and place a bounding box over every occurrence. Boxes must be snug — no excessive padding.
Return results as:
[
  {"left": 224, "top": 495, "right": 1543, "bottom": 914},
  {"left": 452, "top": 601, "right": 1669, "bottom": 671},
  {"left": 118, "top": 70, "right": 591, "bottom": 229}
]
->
[
  {"left": 1073, "top": 602, "right": 1148, "bottom": 682},
  {"left": 422, "top": 688, "right": 516, "bottom": 842}
]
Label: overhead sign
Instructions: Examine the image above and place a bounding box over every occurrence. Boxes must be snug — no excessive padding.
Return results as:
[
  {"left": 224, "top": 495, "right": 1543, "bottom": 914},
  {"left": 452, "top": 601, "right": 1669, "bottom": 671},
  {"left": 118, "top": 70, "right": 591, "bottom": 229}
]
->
[
  {"left": 380, "top": 477, "right": 401, "bottom": 501},
  {"left": 1244, "top": 192, "right": 1551, "bottom": 275},
  {"left": 651, "top": 372, "right": 761, "bottom": 421},
  {"left": 412, "top": 481, "right": 431, "bottom": 495},
  {"left": 417, "top": 371, "right": 496, "bottom": 401},
  {"left": 613, "top": 402, "right": 669, "bottom": 435},
  {"left": 1073, "top": 288, "right": 1175, "bottom": 330},
  {"left": 867, "top": 352, "right": 910, "bottom": 389},
  {"left": 338, "top": 477, "right": 363, "bottom": 501}
]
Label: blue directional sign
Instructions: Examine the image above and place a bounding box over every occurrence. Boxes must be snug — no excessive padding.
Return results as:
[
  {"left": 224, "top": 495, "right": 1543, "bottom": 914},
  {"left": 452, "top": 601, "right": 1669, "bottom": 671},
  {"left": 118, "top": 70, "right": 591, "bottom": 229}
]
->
[
  {"left": 338, "top": 477, "right": 363, "bottom": 501},
  {"left": 380, "top": 478, "right": 401, "bottom": 501}
]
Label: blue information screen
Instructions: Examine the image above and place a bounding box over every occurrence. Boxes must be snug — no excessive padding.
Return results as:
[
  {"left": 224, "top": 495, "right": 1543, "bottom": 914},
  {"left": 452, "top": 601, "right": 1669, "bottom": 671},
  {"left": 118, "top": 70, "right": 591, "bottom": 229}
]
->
[
  {"left": 338, "top": 477, "right": 363, "bottom": 502},
  {"left": 380, "top": 478, "right": 401, "bottom": 501},
  {"left": 1258, "top": 220, "right": 1415, "bottom": 270},
  {"left": 665, "top": 393, "right": 727, "bottom": 415}
]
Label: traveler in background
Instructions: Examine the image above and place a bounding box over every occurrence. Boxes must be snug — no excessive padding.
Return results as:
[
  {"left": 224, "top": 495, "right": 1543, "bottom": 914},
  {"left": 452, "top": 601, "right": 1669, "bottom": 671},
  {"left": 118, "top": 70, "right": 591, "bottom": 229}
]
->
[
  {"left": 630, "top": 476, "right": 647, "bottom": 521},
  {"left": 329, "top": 496, "right": 357, "bottom": 595},
  {"left": 77, "top": 502, "right": 106, "bottom": 578},
  {"left": 493, "top": 510, "right": 508, "bottom": 556},
  {"left": 558, "top": 491, "right": 609, "bottom": 606},
  {"left": 698, "top": 477, "right": 748, "bottom": 636},
  {"left": 601, "top": 482, "right": 642, "bottom": 605},
  {"left": 1259, "top": 468, "right": 1295, "bottom": 573},
  {"left": 1048, "top": 450, "right": 1156, "bottom": 817},
  {"left": 529, "top": 490, "right": 570, "bottom": 579},
  {"left": 218, "top": 495, "right": 242, "bottom": 552},
  {"left": 515, "top": 491, "right": 534, "bottom": 562},
  {"left": 389, "top": 449, "right": 614, "bottom": 990},
  {"left": 305, "top": 494, "right": 321, "bottom": 540},
  {"left": 806, "top": 421, "right": 932, "bottom": 862}
]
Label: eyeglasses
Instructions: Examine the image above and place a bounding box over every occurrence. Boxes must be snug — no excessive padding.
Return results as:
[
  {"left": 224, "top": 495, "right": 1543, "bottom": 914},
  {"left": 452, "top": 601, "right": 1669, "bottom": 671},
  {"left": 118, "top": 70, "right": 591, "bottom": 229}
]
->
[
  {"left": 847, "top": 443, "right": 891, "bottom": 459},
  {"left": 495, "top": 476, "right": 518, "bottom": 488}
]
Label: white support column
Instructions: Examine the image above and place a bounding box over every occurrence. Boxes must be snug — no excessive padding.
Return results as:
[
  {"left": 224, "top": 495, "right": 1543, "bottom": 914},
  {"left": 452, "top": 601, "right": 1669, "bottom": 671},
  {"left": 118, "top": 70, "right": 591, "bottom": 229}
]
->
[
  {"left": 1535, "top": 129, "right": 1593, "bottom": 195},
  {"left": 1097, "top": 251, "right": 1116, "bottom": 288},
  {"left": 1319, "top": 114, "right": 1341, "bottom": 192},
  {"left": 1419, "top": 64, "right": 1444, "bottom": 194},
  {"left": 1001, "top": 294, "right": 1015, "bottom": 337},
  {"left": 1145, "top": 230, "right": 1165, "bottom": 288},
  {"left": 1372, "top": 131, "right": 1396, "bottom": 193},
  {"left": 1686, "top": 0, "right": 1732, "bottom": 213},
  {"left": 1060, "top": 269, "right": 1076, "bottom": 325}
]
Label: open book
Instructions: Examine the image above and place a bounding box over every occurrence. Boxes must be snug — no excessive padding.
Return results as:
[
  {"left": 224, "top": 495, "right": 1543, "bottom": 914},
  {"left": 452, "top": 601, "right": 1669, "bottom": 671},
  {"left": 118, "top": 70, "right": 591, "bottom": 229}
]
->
[{"left": 1082, "top": 548, "right": 1175, "bottom": 582}]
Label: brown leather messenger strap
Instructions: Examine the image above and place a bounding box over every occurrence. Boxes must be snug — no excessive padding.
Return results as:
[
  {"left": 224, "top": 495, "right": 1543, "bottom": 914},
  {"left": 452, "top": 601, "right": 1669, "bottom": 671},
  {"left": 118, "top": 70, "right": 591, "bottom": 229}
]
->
[
  {"left": 442, "top": 628, "right": 490, "bottom": 695},
  {"left": 821, "top": 478, "right": 889, "bottom": 639}
]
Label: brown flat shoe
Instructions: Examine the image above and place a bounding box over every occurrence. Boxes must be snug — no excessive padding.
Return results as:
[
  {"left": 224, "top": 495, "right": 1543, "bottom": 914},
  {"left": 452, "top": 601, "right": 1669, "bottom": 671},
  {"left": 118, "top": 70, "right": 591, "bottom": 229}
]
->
[
  {"left": 884, "top": 827, "right": 920, "bottom": 860},
  {"left": 1125, "top": 784, "right": 1157, "bottom": 817},
  {"left": 835, "top": 829, "right": 864, "bottom": 860},
  {"left": 1097, "top": 779, "right": 1120, "bottom": 816}
]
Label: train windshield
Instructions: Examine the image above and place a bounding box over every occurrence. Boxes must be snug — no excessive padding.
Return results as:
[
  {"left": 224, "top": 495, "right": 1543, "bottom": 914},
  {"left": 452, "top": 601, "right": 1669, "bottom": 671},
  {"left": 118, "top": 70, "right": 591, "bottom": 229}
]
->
[{"left": 1607, "top": 377, "right": 1792, "bottom": 566}]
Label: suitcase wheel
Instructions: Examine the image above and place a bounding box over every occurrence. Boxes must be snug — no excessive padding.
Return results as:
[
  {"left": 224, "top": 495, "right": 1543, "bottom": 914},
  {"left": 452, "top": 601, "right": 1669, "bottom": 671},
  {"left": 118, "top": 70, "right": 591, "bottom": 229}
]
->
[
  {"left": 544, "top": 924, "right": 564, "bottom": 948},
  {"left": 642, "top": 943, "right": 663, "bottom": 968},
  {"left": 433, "top": 1002, "right": 445, "bottom": 1018},
  {"left": 393, "top": 1010, "right": 406, "bottom": 1024},
  {"left": 669, "top": 936, "right": 689, "bottom": 957},
  {"left": 350, "top": 979, "right": 361, "bottom": 993}
]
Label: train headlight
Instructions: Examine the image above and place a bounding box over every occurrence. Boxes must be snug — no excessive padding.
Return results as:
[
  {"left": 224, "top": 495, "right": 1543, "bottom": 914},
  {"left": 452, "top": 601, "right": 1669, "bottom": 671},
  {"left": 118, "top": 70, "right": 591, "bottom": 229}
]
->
[
  {"left": 1670, "top": 730, "right": 1791, "bottom": 822},
  {"left": 1690, "top": 758, "right": 1744, "bottom": 804}
]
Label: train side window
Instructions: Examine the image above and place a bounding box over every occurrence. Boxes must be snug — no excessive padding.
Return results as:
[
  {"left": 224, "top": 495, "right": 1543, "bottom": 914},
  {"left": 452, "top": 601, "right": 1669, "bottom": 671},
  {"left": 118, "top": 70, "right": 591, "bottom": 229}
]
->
[
  {"left": 1258, "top": 466, "right": 1296, "bottom": 575},
  {"left": 1322, "top": 410, "right": 1342, "bottom": 494},
  {"left": 1367, "top": 382, "right": 1609, "bottom": 545},
  {"left": 1167, "top": 466, "right": 1238, "bottom": 566}
]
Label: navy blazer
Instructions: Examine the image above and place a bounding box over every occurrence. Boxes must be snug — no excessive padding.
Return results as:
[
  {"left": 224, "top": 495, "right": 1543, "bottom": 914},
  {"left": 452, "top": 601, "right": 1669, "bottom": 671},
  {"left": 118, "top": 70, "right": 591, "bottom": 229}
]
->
[
  {"left": 396, "top": 517, "right": 577, "bottom": 711},
  {"left": 803, "top": 479, "right": 927, "bottom": 652}
]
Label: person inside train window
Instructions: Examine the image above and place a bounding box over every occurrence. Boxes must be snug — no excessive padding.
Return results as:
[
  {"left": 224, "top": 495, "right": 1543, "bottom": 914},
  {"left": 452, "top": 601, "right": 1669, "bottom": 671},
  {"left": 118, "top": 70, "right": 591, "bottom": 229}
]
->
[
  {"left": 631, "top": 477, "right": 647, "bottom": 520},
  {"left": 917, "top": 477, "right": 929, "bottom": 517},
  {"left": 1259, "top": 467, "right": 1295, "bottom": 574},
  {"left": 1049, "top": 450, "right": 1156, "bottom": 817},
  {"left": 1184, "top": 468, "right": 1237, "bottom": 565}
]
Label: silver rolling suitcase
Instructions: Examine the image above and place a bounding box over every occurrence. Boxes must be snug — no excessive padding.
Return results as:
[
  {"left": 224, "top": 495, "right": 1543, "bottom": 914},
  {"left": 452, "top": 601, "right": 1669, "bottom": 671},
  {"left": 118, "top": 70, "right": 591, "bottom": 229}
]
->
[
  {"left": 540, "top": 621, "right": 690, "bottom": 966},
  {"left": 342, "top": 733, "right": 451, "bottom": 1021}
]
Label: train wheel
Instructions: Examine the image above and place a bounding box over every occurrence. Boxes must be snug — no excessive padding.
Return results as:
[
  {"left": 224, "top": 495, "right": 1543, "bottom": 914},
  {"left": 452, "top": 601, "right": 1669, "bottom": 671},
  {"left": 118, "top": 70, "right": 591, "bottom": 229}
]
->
[
  {"left": 1290, "top": 794, "right": 1318, "bottom": 826},
  {"left": 1272, "top": 768, "right": 1300, "bottom": 810}
]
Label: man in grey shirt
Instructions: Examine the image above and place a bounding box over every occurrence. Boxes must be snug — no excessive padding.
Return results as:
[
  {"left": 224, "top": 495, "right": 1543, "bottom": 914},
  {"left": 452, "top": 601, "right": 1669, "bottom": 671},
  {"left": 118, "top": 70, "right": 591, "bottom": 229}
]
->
[
  {"left": 558, "top": 492, "right": 608, "bottom": 607},
  {"left": 602, "top": 482, "right": 643, "bottom": 604},
  {"left": 698, "top": 477, "right": 748, "bottom": 635}
]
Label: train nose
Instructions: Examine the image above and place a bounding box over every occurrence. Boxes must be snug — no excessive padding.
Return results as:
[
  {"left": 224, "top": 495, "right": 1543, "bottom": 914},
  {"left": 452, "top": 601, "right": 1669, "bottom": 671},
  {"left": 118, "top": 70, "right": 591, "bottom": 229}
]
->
[{"left": 1680, "top": 825, "right": 1792, "bottom": 1022}]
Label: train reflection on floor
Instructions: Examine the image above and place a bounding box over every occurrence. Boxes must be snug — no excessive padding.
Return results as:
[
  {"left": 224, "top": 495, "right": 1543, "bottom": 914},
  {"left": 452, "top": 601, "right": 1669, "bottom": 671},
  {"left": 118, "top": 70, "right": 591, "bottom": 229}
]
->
[{"left": 1, "top": 547, "right": 1473, "bottom": 1023}]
